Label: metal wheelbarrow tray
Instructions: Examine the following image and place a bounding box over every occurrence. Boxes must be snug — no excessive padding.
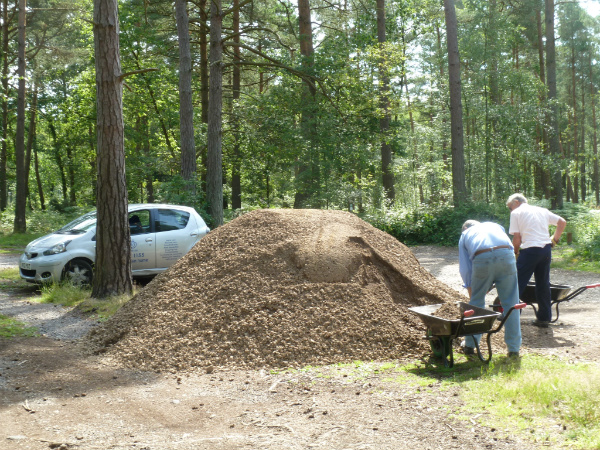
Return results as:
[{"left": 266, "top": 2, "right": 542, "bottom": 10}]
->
[
  {"left": 409, "top": 301, "right": 526, "bottom": 368},
  {"left": 493, "top": 282, "right": 600, "bottom": 323}
]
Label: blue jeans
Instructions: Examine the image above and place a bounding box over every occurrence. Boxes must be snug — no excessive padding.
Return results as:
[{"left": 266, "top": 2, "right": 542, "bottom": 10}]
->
[
  {"left": 465, "top": 248, "right": 521, "bottom": 353},
  {"left": 517, "top": 244, "right": 552, "bottom": 321}
]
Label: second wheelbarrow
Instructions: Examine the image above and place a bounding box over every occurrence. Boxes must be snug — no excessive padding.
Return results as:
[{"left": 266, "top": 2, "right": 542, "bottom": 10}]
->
[
  {"left": 492, "top": 282, "right": 600, "bottom": 323},
  {"left": 409, "top": 301, "right": 526, "bottom": 368}
]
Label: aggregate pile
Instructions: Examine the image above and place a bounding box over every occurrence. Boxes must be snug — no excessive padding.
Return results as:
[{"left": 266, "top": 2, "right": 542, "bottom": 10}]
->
[{"left": 86, "top": 209, "right": 466, "bottom": 371}]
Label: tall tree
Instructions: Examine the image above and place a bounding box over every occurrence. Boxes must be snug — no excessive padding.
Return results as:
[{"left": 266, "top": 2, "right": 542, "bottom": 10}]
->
[
  {"left": 231, "top": 0, "right": 241, "bottom": 210},
  {"left": 13, "top": 0, "right": 26, "bottom": 233},
  {"left": 377, "top": 0, "right": 395, "bottom": 205},
  {"left": 294, "top": 0, "right": 317, "bottom": 208},
  {"left": 545, "top": 0, "right": 562, "bottom": 208},
  {"left": 92, "top": 0, "right": 133, "bottom": 297},
  {"left": 175, "top": 0, "right": 196, "bottom": 197},
  {"left": 443, "top": 0, "right": 467, "bottom": 206},
  {"left": 0, "top": 0, "right": 10, "bottom": 210},
  {"left": 206, "top": 0, "right": 223, "bottom": 226}
]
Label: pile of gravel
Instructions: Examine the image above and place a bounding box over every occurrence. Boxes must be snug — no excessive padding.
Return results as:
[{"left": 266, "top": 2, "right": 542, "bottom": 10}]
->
[{"left": 86, "top": 209, "right": 464, "bottom": 371}]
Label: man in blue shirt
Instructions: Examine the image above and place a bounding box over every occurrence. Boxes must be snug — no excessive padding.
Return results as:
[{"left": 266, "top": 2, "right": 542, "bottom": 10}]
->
[{"left": 458, "top": 220, "right": 521, "bottom": 357}]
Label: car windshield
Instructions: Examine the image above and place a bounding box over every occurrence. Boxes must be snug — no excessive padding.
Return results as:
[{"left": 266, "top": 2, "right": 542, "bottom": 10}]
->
[{"left": 56, "top": 211, "right": 97, "bottom": 234}]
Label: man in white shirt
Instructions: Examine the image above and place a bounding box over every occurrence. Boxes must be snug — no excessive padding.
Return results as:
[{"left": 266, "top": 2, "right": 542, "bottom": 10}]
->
[{"left": 506, "top": 193, "right": 567, "bottom": 327}]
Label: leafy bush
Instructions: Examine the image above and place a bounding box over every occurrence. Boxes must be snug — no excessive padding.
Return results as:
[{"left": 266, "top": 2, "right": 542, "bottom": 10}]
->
[{"left": 363, "top": 202, "right": 509, "bottom": 246}]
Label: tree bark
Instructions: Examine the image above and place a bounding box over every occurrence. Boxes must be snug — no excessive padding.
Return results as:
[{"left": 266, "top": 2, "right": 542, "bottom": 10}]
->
[
  {"left": 591, "top": 52, "right": 599, "bottom": 205},
  {"left": 206, "top": 0, "right": 223, "bottom": 226},
  {"left": 443, "top": 0, "right": 467, "bottom": 206},
  {"left": 231, "top": 0, "right": 241, "bottom": 210},
  {"left": 545, "top": 0, "right": 562, "bottom": 208},
  {"left": 92, "top": 0, "right": 133, "bottom": 298},
  {"left": 293, "top": 0, "right": 317, "bottom": 209},
  {"left": 377, "top": 0, "right": 395, "bottom": 205},
  {"left": 13, "top": 0, "right": 26, "bottom": 233},
  {"left": 0, "top": 0, "right": 9, "bottom": 210},
  {"left": 175, "top": 0, "right": 196, "bottom": 196}
]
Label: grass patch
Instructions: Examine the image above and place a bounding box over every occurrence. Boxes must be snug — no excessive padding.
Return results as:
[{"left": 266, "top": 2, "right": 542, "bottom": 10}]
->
[
  {"left": 0, "top": 314, "right": 38, "bottom": 337},
  {"left": 551, "top": 246, "right": 600, "bottom": 272},
  {"left": 38, "top": 283, "right": 92, "bottom": 307},
  {"left": 0, "top": 267, "right": 37, "bottom": 293},
  {"left": 419, "top": 354, "right": 600, "bottom": 448},
  {"left": 0, "top": 232, "right": 41, "bottom": 251},
  {"left": 36, "top": 283, "right": 133, "bottom": 320}
]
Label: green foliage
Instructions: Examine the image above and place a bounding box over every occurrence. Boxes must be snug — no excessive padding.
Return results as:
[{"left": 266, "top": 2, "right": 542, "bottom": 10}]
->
[{"left": 364, "top": 202, "right": 509, "bottom": 246}]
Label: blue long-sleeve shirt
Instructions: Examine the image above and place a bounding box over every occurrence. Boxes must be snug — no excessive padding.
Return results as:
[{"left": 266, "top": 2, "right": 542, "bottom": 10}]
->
[{"left": 458, "top": 222, "right": 513, "bottom": 288}]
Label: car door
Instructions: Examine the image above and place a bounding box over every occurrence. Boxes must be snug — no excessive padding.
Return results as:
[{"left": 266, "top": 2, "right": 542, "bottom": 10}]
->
[
  {"left": 154, "top": 208, "right": 194, "bottom": 269},
  {"left": 129, "top": 209, "right": 156, "bottom": 272}
]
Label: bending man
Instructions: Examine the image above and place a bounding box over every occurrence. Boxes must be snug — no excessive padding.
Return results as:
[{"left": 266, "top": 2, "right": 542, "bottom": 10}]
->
[{"left": 458, "top": 220, "right": 521, "bottom": 357}]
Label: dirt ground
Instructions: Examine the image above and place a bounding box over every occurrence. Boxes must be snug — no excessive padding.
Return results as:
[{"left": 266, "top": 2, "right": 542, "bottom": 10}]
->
[{"left": 2, "top": 236, "right": 600, "bottom": 449}]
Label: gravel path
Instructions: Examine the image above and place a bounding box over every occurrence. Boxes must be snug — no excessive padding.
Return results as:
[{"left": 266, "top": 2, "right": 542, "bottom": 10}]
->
[{"left": 0, "top": 252, "right": 99, "bottom": 340}]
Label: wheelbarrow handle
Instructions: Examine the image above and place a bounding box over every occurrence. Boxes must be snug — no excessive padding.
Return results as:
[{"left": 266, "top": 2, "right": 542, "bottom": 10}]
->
[
  {"left": 585, "top": 283, "right": 600, "bottom": 289},
  {"left": 514, "top": 302, "right": 527, "bottom": 310},
  {"left": 463, "top": 309, "right": 475, "bottom": 318}
]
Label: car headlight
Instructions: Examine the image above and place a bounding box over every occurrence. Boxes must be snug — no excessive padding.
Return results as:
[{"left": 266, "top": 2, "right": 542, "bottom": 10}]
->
[{"left": 43, "top": 240, "right": 72, "bottom": 256}]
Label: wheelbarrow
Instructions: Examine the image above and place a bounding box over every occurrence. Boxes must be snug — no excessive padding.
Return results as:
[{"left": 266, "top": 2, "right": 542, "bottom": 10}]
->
[
  {"left": 409, "top": 301, "right": 526, "bottom": 368},
  {"left": 492, "top": 282, "right": 600, "bottom": 323}
]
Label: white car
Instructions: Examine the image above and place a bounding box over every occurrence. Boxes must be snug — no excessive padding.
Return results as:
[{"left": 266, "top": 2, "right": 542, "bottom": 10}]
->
[{"left": 19, "top": 204, "right": 210, "bottom": 285}]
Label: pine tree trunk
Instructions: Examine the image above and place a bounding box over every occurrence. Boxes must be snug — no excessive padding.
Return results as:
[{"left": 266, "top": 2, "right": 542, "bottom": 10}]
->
[
  {"left": 545, "top": 0, "right": 562, "bottom": 208},
  {"left": 206, "top": 0, "right": 223, "bottom": 226},
  {"left": 443, "top": 0, "right": 467, "bottom": 206},
  {"left": 377, "top": 0, "right": 395, "bottom": 205},
  {"left": 0, "top": 0, "right": 8, "bottom": 210},
  {"left": 175, "top": 0, "right": 196, "bottom": 195},
  {"left": 231, "top": 0, "right": 241, "bottom": 210},
  {"left": 92, "top": 0, "right": 132, "bottom": 298},
  {"left": 14, "top": 0, "right": 26, "bottom": 233}
]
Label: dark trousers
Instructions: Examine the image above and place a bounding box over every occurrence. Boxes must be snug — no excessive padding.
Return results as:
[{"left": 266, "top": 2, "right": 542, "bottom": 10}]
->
[{"left": 516, "top": 244, "right": 552, "bottom": 321}]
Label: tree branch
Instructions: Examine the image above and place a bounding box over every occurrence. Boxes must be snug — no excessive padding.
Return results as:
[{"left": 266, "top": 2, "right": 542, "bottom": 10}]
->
[{"left": 119, "top": 68, "right": 159, "bottom": 81}]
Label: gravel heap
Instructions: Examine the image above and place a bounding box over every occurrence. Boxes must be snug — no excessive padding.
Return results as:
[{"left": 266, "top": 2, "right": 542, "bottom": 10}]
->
[{"left": 86, "top": 209, "right": 465, "bottom": 371}]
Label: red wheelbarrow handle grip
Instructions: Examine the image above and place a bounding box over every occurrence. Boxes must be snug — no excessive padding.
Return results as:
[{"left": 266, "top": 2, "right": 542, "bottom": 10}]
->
[
  {"left": 514, "top": 302, "right": 527, "bottom": 310},
  {"left": 585, "top": 283, "right": 600, "bottom": 289},
  {"left": 463, "top": 309, "right": 475, "bottom": 318}
]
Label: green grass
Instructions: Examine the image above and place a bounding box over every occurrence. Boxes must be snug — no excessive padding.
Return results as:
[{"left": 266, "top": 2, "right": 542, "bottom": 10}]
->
[
  {"left": 291, "top": 353, "right": 600, "bottom": 449},
  {"left": 0, "top": 231, "right": 42, "bottom": 251},
  {"left": 0, "top": 314, "right": 38, "bottom": 337},
  {"left": 36, "top": 283, "right": 134, "bottom": 321},
  {"left": 552, "top": 246, "right": 600, "bottom": 272},
  {"left": 0, "top": 267, "right": 38, "bottom": 293}
]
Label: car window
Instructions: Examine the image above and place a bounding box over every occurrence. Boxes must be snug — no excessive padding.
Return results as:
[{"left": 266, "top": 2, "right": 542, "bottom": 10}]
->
[
  {"left": 56, "top": 211, "right": 97, "bottom": 234},
  {"left": 155, "top": 209, "right": 190, "bottom": 232},
  {"left": 129, "top": 210, "right": 151, "bottom": 235}
]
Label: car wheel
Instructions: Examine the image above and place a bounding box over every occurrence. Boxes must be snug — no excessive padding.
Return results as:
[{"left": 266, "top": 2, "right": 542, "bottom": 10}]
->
[{"left": 63, "top": 259, "right": 93, "bottom": 286}]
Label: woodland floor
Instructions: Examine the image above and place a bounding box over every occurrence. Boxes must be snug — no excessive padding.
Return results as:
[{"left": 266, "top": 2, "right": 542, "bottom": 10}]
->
[{"left": 1, "top": 212, "right": 599, "bottom": 450}]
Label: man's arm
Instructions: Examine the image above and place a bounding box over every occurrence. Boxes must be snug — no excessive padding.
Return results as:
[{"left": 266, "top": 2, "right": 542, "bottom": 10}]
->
[
  {"left": 512, "top": 232, "right": 522, "bottom": 255},
  {"left": 553, "top": 217, "right": 567, "bottom": 244}
]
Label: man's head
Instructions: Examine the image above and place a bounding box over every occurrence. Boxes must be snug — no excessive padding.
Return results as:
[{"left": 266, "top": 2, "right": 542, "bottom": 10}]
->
[
  {"left": 462, "top": 220, "right": 480, "bottom": 232},
  {"left": 506, "top": 193, "right": 527, "bottom": 212}
]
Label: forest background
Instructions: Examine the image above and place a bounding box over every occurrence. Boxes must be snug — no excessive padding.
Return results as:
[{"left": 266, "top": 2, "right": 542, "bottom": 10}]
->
[{"left": 4, "top": 0, "right": 600, "bottom": 264}]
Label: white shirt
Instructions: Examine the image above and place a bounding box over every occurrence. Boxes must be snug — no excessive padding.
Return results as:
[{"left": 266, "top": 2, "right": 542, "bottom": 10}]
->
[{"left": 509, "top": 203, "right": 561, "bottom": 248}]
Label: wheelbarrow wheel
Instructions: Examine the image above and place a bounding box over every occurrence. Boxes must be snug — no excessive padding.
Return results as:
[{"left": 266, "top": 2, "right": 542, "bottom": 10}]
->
[{"left": 427, "top": 330, "right": 451, "bottom": 358}]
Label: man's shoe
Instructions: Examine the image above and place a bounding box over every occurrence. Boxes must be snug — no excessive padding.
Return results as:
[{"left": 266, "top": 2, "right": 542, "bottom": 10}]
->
[
  {"left": 507, "top": 351, "right": 520, "bottom": 358},
  {"left": 531, "top": 319, "right": 550, "bottom": 328},
  {"left": 462, "top": 346, "right": 475, "bottom": 355}
]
